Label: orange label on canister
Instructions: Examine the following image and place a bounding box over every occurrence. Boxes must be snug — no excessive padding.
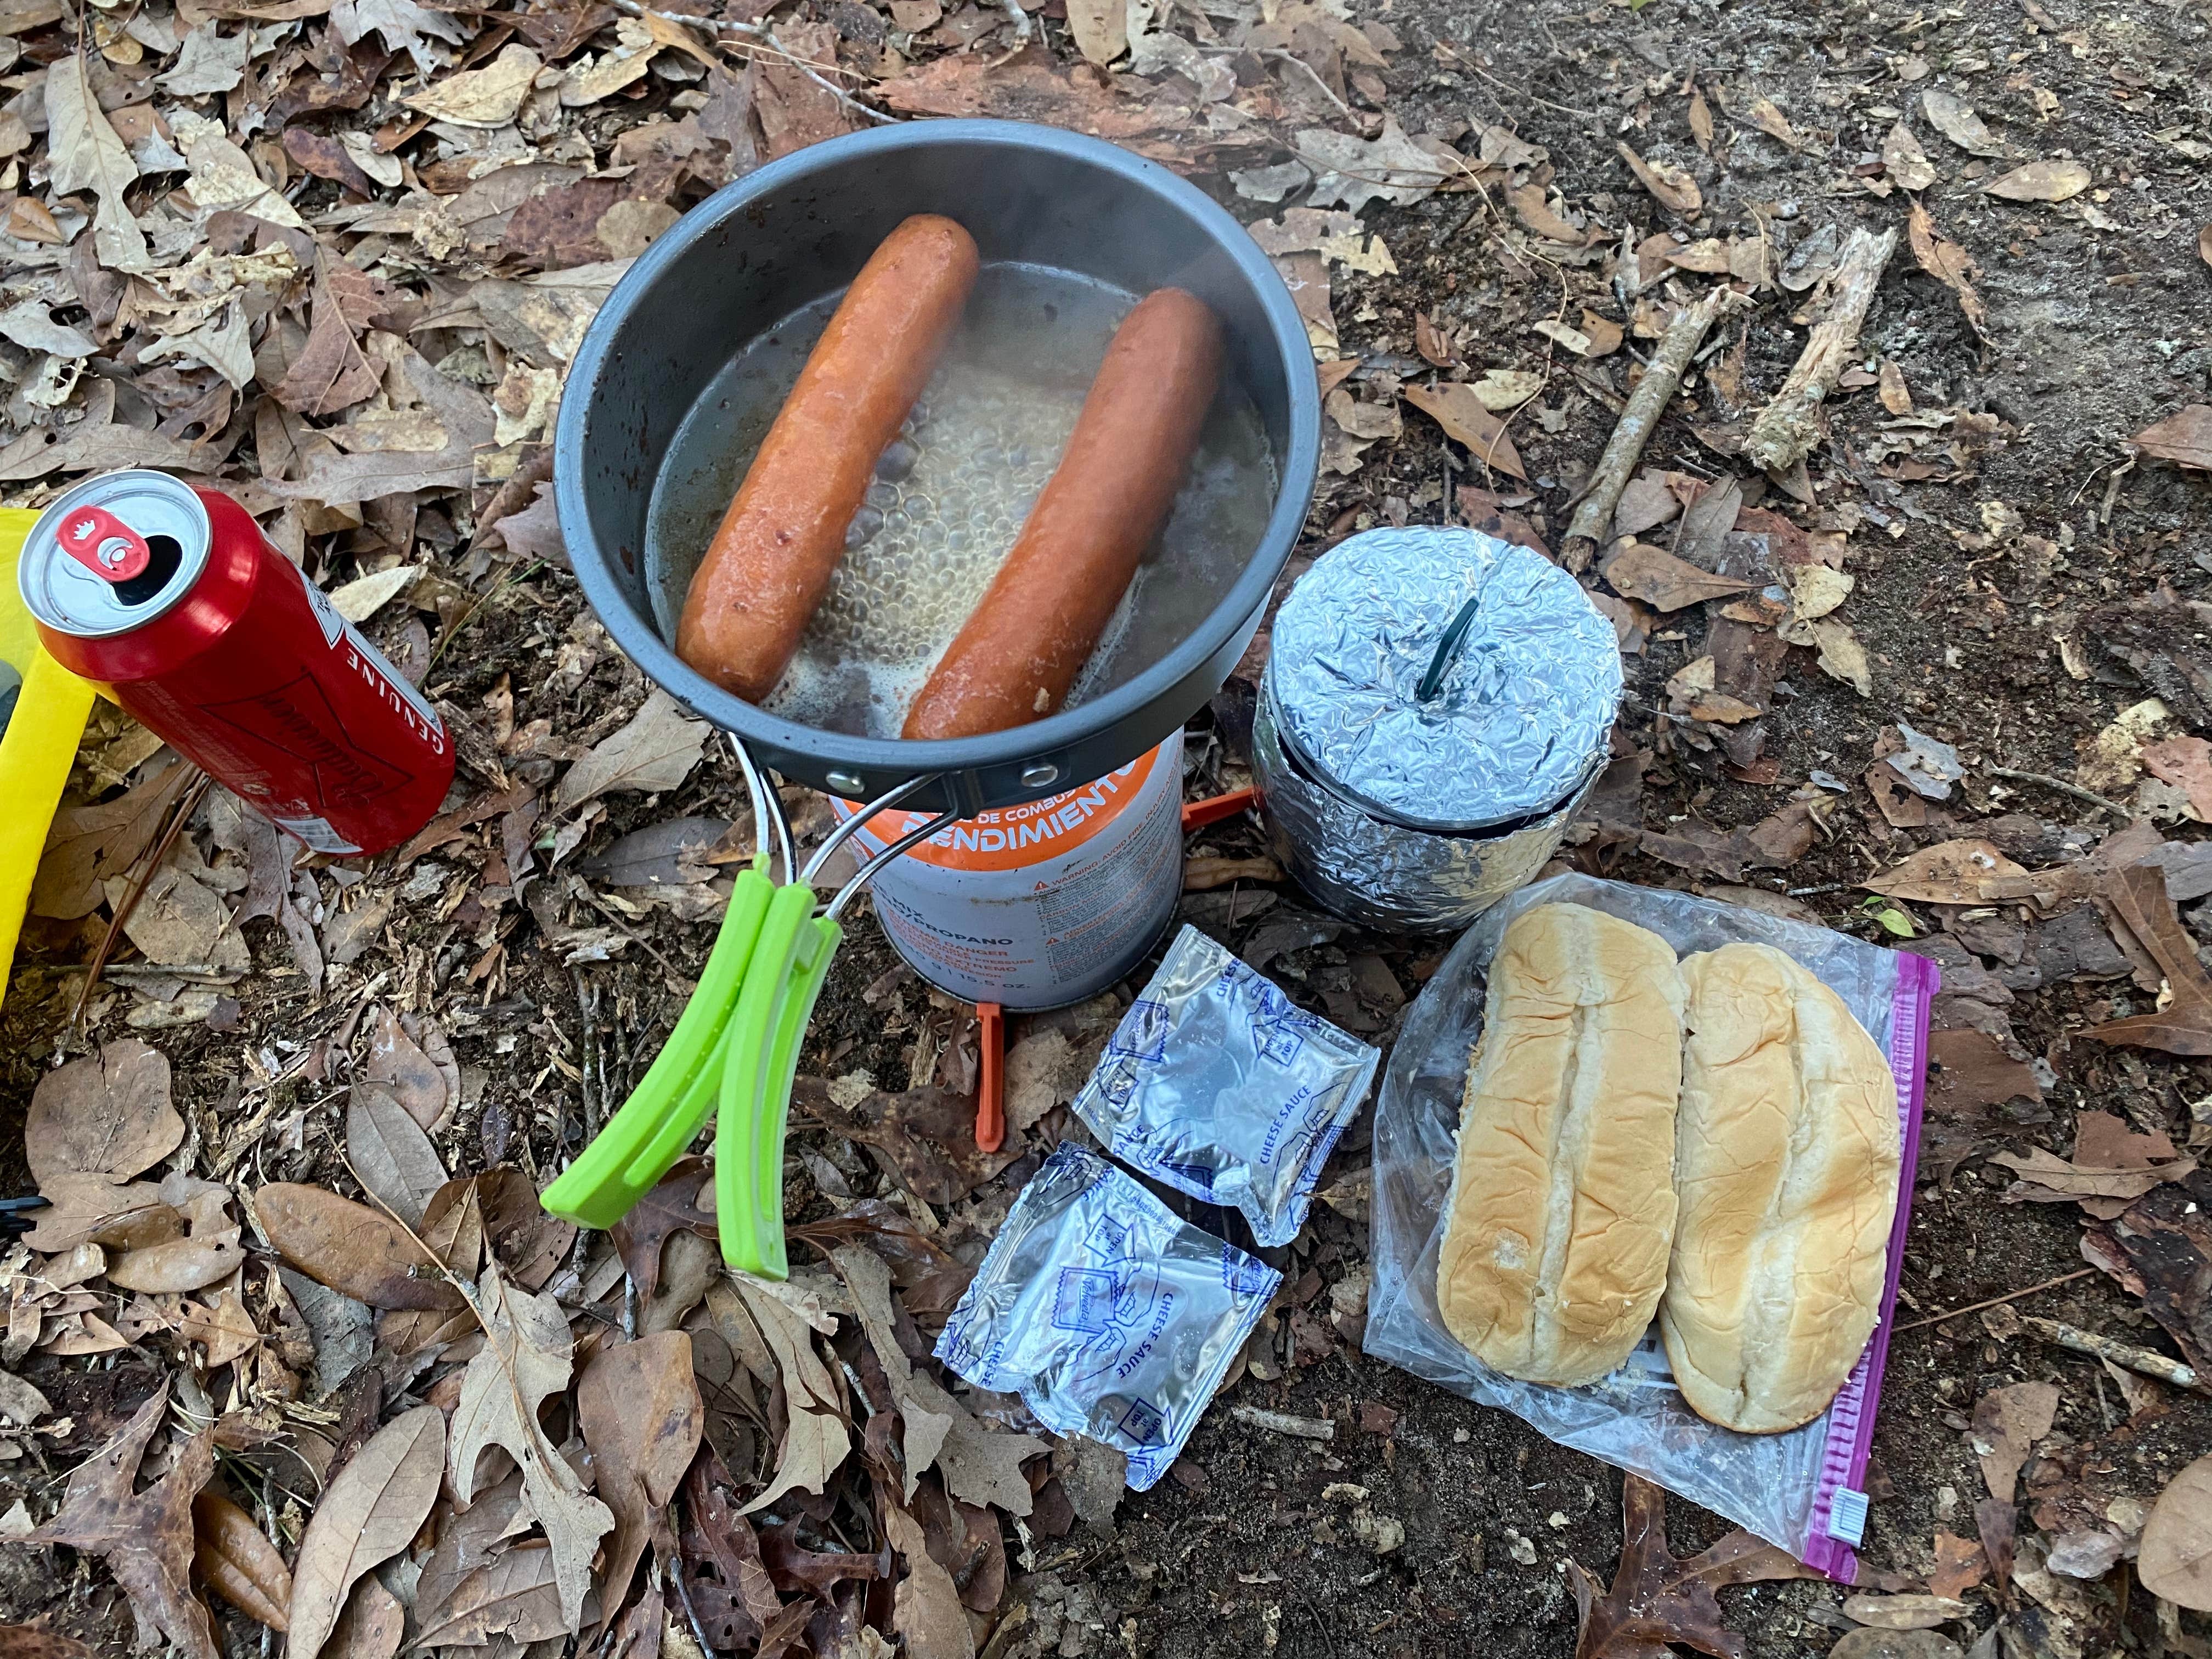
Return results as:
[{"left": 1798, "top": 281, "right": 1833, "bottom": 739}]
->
[
  {"left": 839, "top": 748, "right": 1161, "bottom": 873},
  {"left": 833, "top": 737, "right": 1185, "bottom": 1009}
]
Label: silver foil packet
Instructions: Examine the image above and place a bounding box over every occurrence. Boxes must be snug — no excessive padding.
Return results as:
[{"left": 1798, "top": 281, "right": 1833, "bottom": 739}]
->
[
  {"left": 934, "top": 1142, "right": 1279, "bottom": 1491},
  {"left": 1069, "top": 924, "right": 1380, "bottom": 1248}
]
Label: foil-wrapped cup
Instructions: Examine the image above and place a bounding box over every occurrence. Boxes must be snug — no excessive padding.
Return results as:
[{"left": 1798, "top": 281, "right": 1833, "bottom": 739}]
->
[{"left": 1255, "top": 528, "right": 1621, "bottom": 932}]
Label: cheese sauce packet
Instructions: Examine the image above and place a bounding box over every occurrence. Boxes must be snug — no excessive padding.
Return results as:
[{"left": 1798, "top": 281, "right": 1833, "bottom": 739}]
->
[
  {"left": 934, "top": 1143, "right": 1278, "bottom": 1491},
  {"left": 1070, "top": 924, "right": 1380, "bottom": 1248}
]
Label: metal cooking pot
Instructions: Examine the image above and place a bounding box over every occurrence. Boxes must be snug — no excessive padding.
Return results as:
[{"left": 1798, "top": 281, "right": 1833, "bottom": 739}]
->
[{"left": 554, "top": 119, "right": 1321, "bottom": 816}]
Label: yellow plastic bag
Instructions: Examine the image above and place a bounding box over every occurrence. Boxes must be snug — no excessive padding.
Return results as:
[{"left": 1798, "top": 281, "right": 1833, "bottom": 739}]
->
[{"left": 0, "top": 507, "right": 98, "bottom": 1013}]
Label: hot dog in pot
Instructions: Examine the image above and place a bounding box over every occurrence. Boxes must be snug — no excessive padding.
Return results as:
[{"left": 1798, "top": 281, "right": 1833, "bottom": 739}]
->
[
  {"left": 901, "top": 286, "right": 1226, "bottom": 741},
  {"left": 676, "top": 213, "right": 980, "bottom": 703}
]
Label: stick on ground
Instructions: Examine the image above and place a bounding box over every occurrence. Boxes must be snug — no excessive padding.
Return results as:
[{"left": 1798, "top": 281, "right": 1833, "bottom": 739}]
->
[
  {"left": 1742, "top": 225, "right": 1899, "bottom": 475},
  {"left": 1894, "top": 1267, "right": 2097, "bottom": 1335},
  {"left": 2021, "top": 1315, "right": 2201, "bottom": 1392},
  {"left": 1564, "top": 284, "right": 1749, "bottom": 563}
]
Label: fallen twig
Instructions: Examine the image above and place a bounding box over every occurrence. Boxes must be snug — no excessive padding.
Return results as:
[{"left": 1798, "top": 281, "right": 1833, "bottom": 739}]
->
[
  {"left": 1743, "top": 225, "right": 1899, "bottom": 474},
  {"left": 1230, "top": 1405, "right": 1336, "bottom": 1442},
  {"left": 619, "top": 0, "right": 901, "bottom": 123},
  {"left": 1564, "top": 284, "right": 1750, "bottom": 564},
  {"left": 2021, "top": 1315, "right": 2200, "bottom": 1391},
  {"left": 1987, "top": 765, "right": 2130, "bottom": 821},
  {"left": 69, "top": 769, "right": 212, "bottom": 1032},
  {"left": 1894, "top": 1267, "right": 2096, "bottom": 1335}
]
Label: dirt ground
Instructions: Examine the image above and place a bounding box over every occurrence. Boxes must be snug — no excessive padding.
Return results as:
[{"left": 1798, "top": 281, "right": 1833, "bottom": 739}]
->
[{"left": 2, "top": 0, "right": 2210, "bottom": 1651}]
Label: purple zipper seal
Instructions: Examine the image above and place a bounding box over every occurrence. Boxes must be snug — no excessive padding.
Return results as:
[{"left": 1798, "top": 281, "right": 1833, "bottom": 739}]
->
[{"left": 1799, "top": 949, "right": 1942, "bottom": 1583}]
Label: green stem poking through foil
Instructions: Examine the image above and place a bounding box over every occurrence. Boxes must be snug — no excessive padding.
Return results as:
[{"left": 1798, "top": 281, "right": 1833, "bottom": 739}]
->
[{"left": 1416, "top": 591, "right": 1484, "bottom": 703}]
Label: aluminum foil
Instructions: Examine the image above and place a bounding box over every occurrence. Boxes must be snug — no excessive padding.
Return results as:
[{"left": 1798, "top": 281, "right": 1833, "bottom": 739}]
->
[
  {"left": 1069, "top": 925, "right": 1380, "bottom": 1247},
  {"left": 935, "top": 1142, "right": 1279, "bottom": 1491},
  {"left": 1269, "top": 527, "right": 1621, "bottom": 833},
  {"left": 1254, "top": 681, "right": 1593, "bottom": 932}
]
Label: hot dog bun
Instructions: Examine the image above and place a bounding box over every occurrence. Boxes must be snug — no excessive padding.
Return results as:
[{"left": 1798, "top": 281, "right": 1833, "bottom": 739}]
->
[
  {"left": 678, "top": 214, "right": 980, "bottom": 703},
  {"left": 901, "top": 286, "right": 1223, "bottom": 741},
  {"left": 1436, "top": 902, "right": 1685, "bottom": 1387},
  {"left": 1661, "top": 943, "right": 1899, "bottom": 1432}
]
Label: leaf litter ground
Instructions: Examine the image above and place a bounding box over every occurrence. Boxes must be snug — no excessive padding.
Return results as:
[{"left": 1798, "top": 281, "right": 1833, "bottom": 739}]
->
[{"left": 0, "top": 0, "right": 2209, "bottom": 1652}]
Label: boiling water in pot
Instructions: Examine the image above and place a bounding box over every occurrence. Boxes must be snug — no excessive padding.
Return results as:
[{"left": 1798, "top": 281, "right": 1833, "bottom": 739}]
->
[{"left": 644, "top": 263, "right": 1278, "bottom": 739}]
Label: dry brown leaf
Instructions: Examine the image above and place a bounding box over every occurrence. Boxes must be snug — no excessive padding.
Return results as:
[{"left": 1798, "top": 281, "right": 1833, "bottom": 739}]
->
[
  {"left": 1878, "top": 358, "right": 1913, "bottom": 415},
  {"left": 0, "top": 1630, "right": 93, "bottom": 1657},
  {"left": 1929, "top": 1530, "right": 1987, "bottom": 1600},
  {"left": 2200, "top": 223, "right": 2212, "bottom": 270},
  {"left": 286, "top": 1406, "right": 444, "bottom": 1659},
  {"left": 273, "top": 281, "right": 380, "bottom": 417},
  {"left": 1908, "top": 200, "right": 1988, "bottom": 337},
  {"left": 676, "top": 1450, "right": 787, "bottom": 1651},
  {"left": 1413, "top": 310, "right": 1457, "bottom": 368},
  {"left": 1295, "top": 118, "right": 1448, "bottom": 212},
  {"left": 885, "top": 1502, "right": 975, "bottom": 1659},
  {"left": 192, "top": 1491, "right": 291, "bottom": 1632},
  {"left": 1601, "top": 543, "right": 1754, "bottom": 612},
  {"left": 1616, "top": 141, "right": 1702, "bottom": 216},
  {"left": 2085, "top": 862, "right": 2212, "bottom": 1056},
  {"left": 1926, "top": 1028, "right": 2041, "bottom": 1116},
  {"left": 106, "top": 1226, "right": 244, "bottom": 1294},
  {"left": 345, "top": 1080, "right": 448, "bottom": 1227},
  {"left": 322, "top": 1578, "right": 405, "bottom": 1659},
  {"left": 832, "top": 1245, "right": 1040, "bottom": 1514},
  {"left": 448, "top": 1262, "right": 612, "bottom": 1630},
  {"left": 1863, "top": 839, "right": 2028, "bottom": 905},
  {"left": 610, "top": 1157, "right": 715, "bottom": 1302},
  {"left": 1883, "top": 123, "right": 1937, "bottom": 190},
  {"left": 556, "top": 687, "right": 709, "bottom": 811},
  {"left": 1570, "top": 1475, "right": 1809, "bottom": 1657},
  {"left": 1064, "top": 0, "right": 1125, "bottom": 65},
  {"left": 178, "top": 1290, "right": 259, "bottom": 1369},
  {"left": 1839, "top": 1594, "right": 1974, "bottom": 1630},
  {"left": 256, "top": 1183, "right": 464, "bottom": 1311},
  {"left": 577, "top": 1330, "right": 703, "bottom": 1633},
  {"left": 2134, "top": 407, "right": 2212, "bottom": 472},
  {"left": 1922, "top": 87, "right": 2006, "bottom": 157},
  {"left": 2141, "top": 1452, "right": 2212, "bottom": 1611},
  {"left": 44, "top": 48, "right": 150, "bottom": 272},
  {"left": 1509, "top": 181, "right": 1583, "bottom": 242},
  {"left": 1401, "top": 382, "right": 1527, "bottom": 479},
  {"left": 406, "top": 41, "right": 541, "bottom": 126},
  {"left": 752, "top": 19, "right": 857, "bottom": 160},
  {"left": 25, "top": 1040, "right": 181, "bottom": 1228},
  {"left": 1972, "top": 1380, "right": 2057, "bottom": 1505},
  {"left": 1991, "top": 1144, "right": 2196, "bottom": 1207},
  {"left": 726, "top": 1271, "right": 850, "bottom": 1515},
  {"left": 412, "top": 1541, "right": 571, "bottom": 1647},
  {"left": 363, "top": 1006, "right": 454, "bottom": 1132},
  {"left": 32, "top": 759, "right": 196, "bottom": 921},
  {"left": 1985, "top": 157, "right": 2091, "bottom": 201},
  {"left": 1740, "top": 95, "right": 1805, "bottom": 148},
  {"left": 793, "top": 1082, "right": 1022, "bottom": 1205},
  {"left": 1579, "top": 308, "right": 1625, "bottom": 357},
  {"left": 1687, "top": 83, "right": 1713, "bottom": 152},
  {"left": 2142, "top": 736, "right": 2212, "bottom": 822},
  {"left": 22, "top": 1386, "right": 216, "bottom": 1659}
]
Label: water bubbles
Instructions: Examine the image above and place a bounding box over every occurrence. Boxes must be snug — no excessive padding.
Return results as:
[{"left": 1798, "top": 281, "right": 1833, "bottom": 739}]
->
[
  {"left": 800, "top": 358, "right": 1081, "bottom": 676},
  {"left": 876, "top": 438, "right": 919, "bottom": 482},
  {"left": 844, "top": 505, "right": 884, "bottom": 549}
]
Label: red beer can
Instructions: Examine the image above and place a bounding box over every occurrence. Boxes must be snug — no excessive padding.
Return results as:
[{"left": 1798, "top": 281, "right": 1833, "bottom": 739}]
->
[{"left": 19, "top": 470, "right": 454, "bottom": 856}]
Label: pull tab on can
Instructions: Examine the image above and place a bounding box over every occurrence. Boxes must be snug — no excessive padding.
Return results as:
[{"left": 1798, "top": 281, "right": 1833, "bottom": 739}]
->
[{"left": 55, "top": 504, "right": 152, "bottom": 583}]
